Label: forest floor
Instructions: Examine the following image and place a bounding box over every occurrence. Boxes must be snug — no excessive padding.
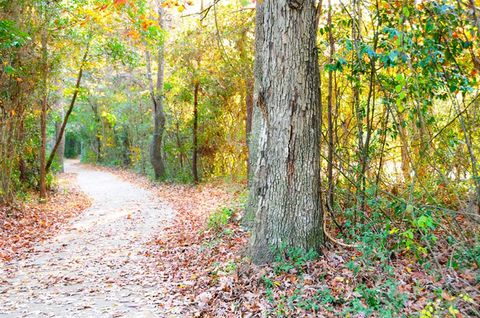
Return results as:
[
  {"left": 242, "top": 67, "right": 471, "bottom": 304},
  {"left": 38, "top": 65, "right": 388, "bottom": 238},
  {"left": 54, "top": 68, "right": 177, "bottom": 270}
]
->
[
  {"left": 0, "top": 161, "right": 478, "bottom": 317},
  {"left": 96, "top": 166, "right": 479, "bottom": 317}
]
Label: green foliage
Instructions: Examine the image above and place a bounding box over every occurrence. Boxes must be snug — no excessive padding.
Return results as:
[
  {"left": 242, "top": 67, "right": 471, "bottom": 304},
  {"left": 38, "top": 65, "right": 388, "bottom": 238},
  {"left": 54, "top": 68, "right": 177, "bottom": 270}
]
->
[
  {"left": 262, "top": 266, "right": 407, "bottom": 317},
  {"left": 207, "top": 207, "right": 233, "bottom": 232},
  {"left": 272, "top": 245, "right": 318, "bottom": 275},
  {"left": 0, "top": 19, "right": 29, "bottom": 50}
]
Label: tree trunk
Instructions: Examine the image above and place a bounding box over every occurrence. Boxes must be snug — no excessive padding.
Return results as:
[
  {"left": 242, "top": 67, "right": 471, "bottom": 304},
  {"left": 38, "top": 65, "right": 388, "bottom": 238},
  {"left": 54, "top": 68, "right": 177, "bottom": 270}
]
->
[
  {"left": 18, "top": 121, "right": 27, "bottom": 183},
  {"left": 46, "top": 39, "right": 90, "bottom": 173},
  {"left": 326, "top": 0, "right": 335, "bottom": 213},
  {"left": 192, "top": 81, "right": 200, "bottom": 183},
  {"left": 352, "top": 0, "right": 363, "bottom": 223},
  {"left": 87, "top": 98, "right": 102, "bottom": 162},
  {"left": 398, "top": 111, "right": 411, "bottom": 183},
  {"left": 244, "top": 3, "right": 265, "bottom": 227},
  {"left": 248, "top": 0, "right": 324, "bottom": 264},
  {"left": 175, "top": 120, "right": 184, "bottom": 169},
  {"left": 147, "top": 5, "right": 167, "bottom": 180},
  {"left": 55, "top": 107, "right": 65, "bottom": 173},
  {"left": 39, "top": 20, "right": 48, "bottom": 200},
  {"left": 245, "top": 78, "right": 254, "bottom": 178}
]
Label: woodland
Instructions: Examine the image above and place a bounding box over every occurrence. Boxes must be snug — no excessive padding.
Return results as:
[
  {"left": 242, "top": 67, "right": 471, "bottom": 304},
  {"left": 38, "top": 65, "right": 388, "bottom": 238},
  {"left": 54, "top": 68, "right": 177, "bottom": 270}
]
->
[{"left": 0, "top": 0, "right": 480, "bottom": 317}]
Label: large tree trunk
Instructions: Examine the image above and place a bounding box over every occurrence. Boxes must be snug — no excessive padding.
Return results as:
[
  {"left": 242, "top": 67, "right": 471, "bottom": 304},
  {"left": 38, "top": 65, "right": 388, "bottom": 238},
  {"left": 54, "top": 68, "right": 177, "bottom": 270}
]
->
[
  {"left": 248, "top": 0, "right": 324, "bottom": 264},
  {"left": 147, "top": 5, "right": 167, "bottom": 180}
]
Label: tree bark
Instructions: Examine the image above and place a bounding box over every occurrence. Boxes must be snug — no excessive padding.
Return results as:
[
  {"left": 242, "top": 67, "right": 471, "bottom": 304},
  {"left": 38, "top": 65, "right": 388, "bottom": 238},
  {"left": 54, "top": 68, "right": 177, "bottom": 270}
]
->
[
  {"left": 55, "top": 107, "right": 65, "bottom": 173},
  {"left": 245, "top": 78, "right": 254, "bottom": 178},
  {"left": 147, "top": 5, "right": 167, "bottom": 180},
  {"left": 244, "top": 2, "right": 265, "bottom": 226},
  {"left": 352, "top": 0, "right": 363, "bottom": 223},
  {"left": 39, "top": 18, "right": 48, "bottom": 200},
  {"left": 248, "top": 0, "right": 324, "bottom": 264},
  {"left": 192, "top": 81, "right": 200, "bottom": 183},
  {"left": 175, "top": 120, "right": 184, "bottom": 169},
  {"left": 87, "top": 98, "right": 102, "bottom": 162},
  {"left": 326, "top": 0, "right": 335, "bottom": 213}
]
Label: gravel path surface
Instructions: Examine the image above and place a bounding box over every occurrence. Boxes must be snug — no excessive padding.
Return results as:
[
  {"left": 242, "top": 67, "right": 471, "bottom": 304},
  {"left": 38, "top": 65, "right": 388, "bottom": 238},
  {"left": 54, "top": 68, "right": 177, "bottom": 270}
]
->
[{"left": 0, "top": 160, "right": 174, "bottom": 317}]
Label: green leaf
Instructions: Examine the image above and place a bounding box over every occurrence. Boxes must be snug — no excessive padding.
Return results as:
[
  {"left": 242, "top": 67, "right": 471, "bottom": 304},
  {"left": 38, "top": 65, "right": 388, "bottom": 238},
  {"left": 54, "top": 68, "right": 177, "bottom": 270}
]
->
[{"left": 4, "top": 65, "right": 15, "bottom": 75}]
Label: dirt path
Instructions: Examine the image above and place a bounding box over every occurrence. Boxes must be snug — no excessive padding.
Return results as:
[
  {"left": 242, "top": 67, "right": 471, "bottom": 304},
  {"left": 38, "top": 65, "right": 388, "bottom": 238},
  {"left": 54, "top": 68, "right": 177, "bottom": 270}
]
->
[{"left": 0, "top": 160, "right": 174, "bottom": 317}]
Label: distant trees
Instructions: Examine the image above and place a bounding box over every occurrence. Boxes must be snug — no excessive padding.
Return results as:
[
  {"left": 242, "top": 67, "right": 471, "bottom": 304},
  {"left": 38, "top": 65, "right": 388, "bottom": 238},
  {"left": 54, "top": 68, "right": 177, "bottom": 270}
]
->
[{"left": 65, "top": 1, "right": 253, "bottom": 183}]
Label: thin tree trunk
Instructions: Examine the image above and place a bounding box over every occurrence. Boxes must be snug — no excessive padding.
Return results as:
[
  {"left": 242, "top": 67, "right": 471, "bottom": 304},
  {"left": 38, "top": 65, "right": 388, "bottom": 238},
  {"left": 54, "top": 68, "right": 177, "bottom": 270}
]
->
[
  {"left": 87, "top": 98, "right": 102, "bottom": 162},
  {"left": 175, "top": 120, "right": 184, "bottom": 169},
  {"left": 456, "top": 95, "right": 480, "bottom": 212},
  {"left": 146, "top": 5, "right": 167, "bottom": 180},
  {"left": 18, "top": 120, "right": 27, "bottom": 183},
  {"left": 358, "top": 33, "right": 377, "bottom": 212},
  {"left": 192, "top": 81, "right": 200, "bottom": 183},
  {"left": 249, "top": 0, "right": 324, "bottom": 264},
  {"left": 46, "top": 40, "right": 90, "bottom": 173},
  {"left": 352, "top": 0, "right": 363, "bottom": 223},
  {"left": 326, "top": 0, "right": 335, "bottom": 213},
  {"left": 398, "top": 111, "right": 411, "bottom": 183},
  {"left": 55, "top": 107, "right": 65, "bottom": 173},
  {"left": 39, "top": 19, "right": 48, "bottom": 200}
]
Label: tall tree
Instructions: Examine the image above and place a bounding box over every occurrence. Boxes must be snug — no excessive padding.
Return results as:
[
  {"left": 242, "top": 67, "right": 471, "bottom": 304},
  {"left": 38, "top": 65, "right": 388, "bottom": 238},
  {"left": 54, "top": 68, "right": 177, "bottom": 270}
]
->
[
  {"left": 39, "top": 4, "right": 49, "bottom": 200},
  {"left": 248, "top": 0, "right": 324, "bottom": 264},
  {"left": 192, "top": 80, "right": 200, "bottom": 183},
  {"left": 146, "top": 3, "right": 167, "bottom": 180}
]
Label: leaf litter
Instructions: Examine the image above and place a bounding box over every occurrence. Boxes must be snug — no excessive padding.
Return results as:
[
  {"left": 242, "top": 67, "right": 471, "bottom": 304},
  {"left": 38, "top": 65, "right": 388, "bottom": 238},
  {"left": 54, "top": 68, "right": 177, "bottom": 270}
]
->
[{"left": 1, "top": 163, "right": 478, "bottom": 317}]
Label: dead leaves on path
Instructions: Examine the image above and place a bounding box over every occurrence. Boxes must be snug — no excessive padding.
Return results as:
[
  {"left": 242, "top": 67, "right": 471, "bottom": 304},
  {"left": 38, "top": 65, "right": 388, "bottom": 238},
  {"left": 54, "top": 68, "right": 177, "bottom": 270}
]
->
[{"left": 0, "top": 173, "right": 91, "bottom": 262}]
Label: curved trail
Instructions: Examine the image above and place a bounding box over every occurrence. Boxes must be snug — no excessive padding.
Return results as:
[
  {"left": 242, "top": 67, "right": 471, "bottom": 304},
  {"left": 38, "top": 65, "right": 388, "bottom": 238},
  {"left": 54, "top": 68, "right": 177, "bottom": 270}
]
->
[{"left": 0, "top": 161, "right": 174, "bottom": 317}]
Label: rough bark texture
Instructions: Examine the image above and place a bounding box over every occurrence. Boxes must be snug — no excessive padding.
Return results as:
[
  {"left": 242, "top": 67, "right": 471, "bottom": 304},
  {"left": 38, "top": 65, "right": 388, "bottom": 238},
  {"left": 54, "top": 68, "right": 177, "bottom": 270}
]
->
[
  {"left": 245, "top": 78, "right": 254, "bottom": 178},
  {"left": 244, "top": 3, "right": 265, "bottom": 227},
  {"left": 249, "top": 0, "right": 324, "bottom": 264},
  {"left": 147, "top": 6, "right": 167, "bottom": 180}
]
